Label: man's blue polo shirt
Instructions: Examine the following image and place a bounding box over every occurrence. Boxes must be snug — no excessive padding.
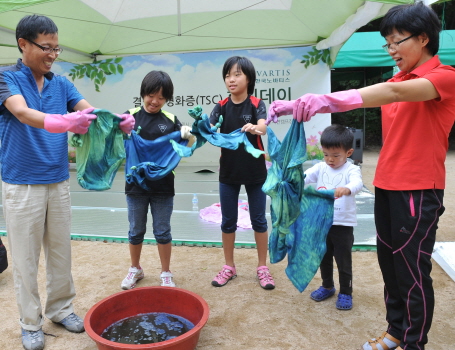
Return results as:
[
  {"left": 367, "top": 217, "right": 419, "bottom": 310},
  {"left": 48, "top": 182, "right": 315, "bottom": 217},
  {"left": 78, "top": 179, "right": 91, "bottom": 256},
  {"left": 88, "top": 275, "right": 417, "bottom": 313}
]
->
[{"left": 0, "top": 59, "right": 84, "bottom": 184}]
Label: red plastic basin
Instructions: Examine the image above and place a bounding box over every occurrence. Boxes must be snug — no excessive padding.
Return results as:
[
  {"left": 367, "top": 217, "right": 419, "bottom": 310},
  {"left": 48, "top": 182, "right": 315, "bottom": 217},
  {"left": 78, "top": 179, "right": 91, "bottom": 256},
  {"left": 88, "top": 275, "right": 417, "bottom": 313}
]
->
[{"left": 84, "top": 287, "right": 209, "bottom": 350}]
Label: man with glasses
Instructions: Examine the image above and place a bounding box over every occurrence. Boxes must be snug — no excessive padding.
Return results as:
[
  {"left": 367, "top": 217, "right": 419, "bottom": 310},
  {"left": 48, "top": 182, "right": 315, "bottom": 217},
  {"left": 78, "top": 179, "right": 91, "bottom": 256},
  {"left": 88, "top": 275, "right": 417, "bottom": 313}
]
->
[
  {"left": 0, "top": 15, "right": 96, "bottom": 350},
  {"left": 267, "top": 3, "right": 455, "bottom": 350},
  {"left": 26, "top": 38, "right": 64, "bottom": 55}
]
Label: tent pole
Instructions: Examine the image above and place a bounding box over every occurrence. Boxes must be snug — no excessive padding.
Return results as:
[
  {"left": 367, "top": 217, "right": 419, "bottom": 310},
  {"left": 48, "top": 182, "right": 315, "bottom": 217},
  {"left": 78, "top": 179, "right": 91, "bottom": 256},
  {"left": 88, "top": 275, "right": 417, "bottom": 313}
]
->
[
  {"left": 177, "top": 0, "right": 181, "bottom": 36},
  {"left": 362, "top": 67, "right": 367, "bottom": 148}
]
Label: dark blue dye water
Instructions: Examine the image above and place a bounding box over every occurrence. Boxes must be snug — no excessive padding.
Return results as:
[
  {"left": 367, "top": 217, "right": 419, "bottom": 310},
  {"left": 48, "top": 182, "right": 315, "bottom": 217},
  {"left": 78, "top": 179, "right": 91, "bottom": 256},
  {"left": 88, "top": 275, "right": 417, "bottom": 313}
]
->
[{"left": 101, "top": 312, "right": 195, "bottom": 344}]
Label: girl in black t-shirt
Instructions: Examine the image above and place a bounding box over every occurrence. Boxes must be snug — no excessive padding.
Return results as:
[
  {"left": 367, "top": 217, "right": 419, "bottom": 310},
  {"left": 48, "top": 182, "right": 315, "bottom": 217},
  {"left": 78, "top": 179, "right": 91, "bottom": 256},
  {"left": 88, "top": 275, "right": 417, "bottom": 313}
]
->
[
  {"left": 120, "top": 71, "right": 193, "bottom": 290},
  {"left": 209, "top": 56, "right": 275, "bottom": 290}
]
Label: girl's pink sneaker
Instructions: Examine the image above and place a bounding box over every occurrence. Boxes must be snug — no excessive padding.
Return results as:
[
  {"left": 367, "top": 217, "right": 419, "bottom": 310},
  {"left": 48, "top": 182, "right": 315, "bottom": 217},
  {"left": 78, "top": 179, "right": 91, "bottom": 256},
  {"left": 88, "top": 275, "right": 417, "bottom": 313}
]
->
[
  {"left": 257, "top": 266, "right": 275, "bottom": 290},
  {"left": 211, "top": 265, "right": 237, "bottom": 287}
]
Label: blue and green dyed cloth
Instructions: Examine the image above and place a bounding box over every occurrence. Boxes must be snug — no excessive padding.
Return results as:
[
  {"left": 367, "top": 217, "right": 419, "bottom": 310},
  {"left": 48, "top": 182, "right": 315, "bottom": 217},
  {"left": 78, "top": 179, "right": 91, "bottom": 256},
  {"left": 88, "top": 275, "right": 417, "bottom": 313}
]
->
[
  {"left": 171, "top": 105, "right": 265, "bottom": 159},
  {"left": 69, "top": 109, "right": 125, "bottom": 191},
  {"left": 263, "top": 120, "right": 334, "bottom": 292},
  {"left": 124, "top": 130, "right": 188, "bottom": 191},
  {"left": 71, "top": 106, "right": 265, "bottom": 191}
]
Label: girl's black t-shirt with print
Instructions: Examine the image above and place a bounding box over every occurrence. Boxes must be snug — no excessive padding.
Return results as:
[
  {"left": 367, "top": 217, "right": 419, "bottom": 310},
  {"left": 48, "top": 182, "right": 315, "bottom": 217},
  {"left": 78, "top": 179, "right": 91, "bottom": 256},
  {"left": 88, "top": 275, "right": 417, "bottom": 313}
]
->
[
  {"left": 124, "top": 107, "right": 182, "bottom": 196},
  {"left": 210, "top": 95, "right": 267, "bottom": 185}
]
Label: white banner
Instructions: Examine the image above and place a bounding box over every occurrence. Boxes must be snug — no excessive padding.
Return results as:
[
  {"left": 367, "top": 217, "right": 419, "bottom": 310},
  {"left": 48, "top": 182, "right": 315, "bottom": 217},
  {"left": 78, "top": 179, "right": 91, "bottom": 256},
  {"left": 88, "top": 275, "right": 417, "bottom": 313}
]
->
[{"left": 55, "top": 46, "right": 331, "bottom": 166}]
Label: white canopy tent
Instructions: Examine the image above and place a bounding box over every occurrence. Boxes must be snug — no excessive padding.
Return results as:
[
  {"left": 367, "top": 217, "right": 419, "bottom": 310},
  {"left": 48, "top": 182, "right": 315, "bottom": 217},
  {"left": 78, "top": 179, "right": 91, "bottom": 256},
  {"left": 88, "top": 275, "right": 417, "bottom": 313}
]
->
[{"left": 0, "top": 0, "right": 420, "bottom": 66}]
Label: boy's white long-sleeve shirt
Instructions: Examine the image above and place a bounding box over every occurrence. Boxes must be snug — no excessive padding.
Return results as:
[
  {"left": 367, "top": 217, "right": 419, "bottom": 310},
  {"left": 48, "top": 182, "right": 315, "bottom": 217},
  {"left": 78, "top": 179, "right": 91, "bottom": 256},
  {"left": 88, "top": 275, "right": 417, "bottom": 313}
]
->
[{"left": 304, "top": 161, "right": 363, "bottom": 226}]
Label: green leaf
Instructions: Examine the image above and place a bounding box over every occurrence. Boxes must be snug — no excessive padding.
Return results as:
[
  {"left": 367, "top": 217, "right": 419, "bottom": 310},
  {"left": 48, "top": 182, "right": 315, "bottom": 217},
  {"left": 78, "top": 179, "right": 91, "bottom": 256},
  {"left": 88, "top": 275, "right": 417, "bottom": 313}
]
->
[
  {"left": 108, "top": 63, "right": 116, "bottom": 74},
  {"left": 94, "top": 78, "right": 101, "bottom": 85},
  {"left": 84, "top": 64, "right": 93, "bottom": 74},
  {"left": 97, "top": 71, "right": 104, "bottom": 80},
  {"left": 104, "top": 58, "right": 113, "bottom": 64},
  {"left": 90, "top": 70, "right": 97, "bottom": 80},
  {"left": 117, "top": 65, "right": 123, "bottom": 74},
  {"left": 101, "top": 76, "right": 106, "bottom": 85},
  {"left": 303, "top": 55, "right": 310, "bottom": 59},
  {"left": 99, "top": 63, "right": 110, "bottom": 74},
  {"left": 114, "top": 57, "right": 122, "bottom": 64}
]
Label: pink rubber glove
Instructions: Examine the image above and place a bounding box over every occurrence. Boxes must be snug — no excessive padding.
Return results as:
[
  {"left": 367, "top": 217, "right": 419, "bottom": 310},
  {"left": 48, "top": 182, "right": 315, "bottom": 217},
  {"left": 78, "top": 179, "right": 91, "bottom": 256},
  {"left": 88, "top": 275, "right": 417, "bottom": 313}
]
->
[
  {"left": 293, "top": 89, "right": 363, "bottom": 122},
  {"left": 117, "top": 114, "right": 135, "bottom": 134},
  {"left": 44, "top": 107, "right": 96, "bottom": 134},
  {"left": 265, "top": 100, "right": 296, "bottom": 125}
]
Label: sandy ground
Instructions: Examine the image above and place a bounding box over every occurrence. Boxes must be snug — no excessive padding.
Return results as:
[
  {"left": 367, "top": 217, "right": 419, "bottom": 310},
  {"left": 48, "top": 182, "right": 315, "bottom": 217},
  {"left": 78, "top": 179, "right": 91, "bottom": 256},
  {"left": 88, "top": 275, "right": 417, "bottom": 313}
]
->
[{"left": 1, "top": 148, "right": 455, "bottom": 350}]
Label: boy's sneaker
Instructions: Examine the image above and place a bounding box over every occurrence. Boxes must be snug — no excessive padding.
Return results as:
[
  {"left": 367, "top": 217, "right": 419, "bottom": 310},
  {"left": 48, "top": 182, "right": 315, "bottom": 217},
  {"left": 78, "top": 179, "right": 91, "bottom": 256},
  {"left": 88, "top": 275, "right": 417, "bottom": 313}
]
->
[
  {"left": 21, "top": 328, "right": 44, "bottom": 350},
  {"left": 54, "top": 313, "right": 85, "bottom": 333},
  {"left": 121, "top": 266, "right": 144, "bottom": 290},
  {"left": 160, "top": 271, "right": 176, "bottom": 287},
  {"left": 257, "top": 266, "right": 275, "bottom": 290},
  {"left": 211, "top": 265, "right": 237, "bottom": 287}
]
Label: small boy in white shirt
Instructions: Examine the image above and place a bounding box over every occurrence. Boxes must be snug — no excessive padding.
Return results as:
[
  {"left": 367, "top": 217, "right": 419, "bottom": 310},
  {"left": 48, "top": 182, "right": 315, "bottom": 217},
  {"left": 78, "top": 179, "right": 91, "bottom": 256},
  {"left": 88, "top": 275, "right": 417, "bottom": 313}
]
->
[{"left": 304, "top": 124, "right": 363, "bottom": 310}]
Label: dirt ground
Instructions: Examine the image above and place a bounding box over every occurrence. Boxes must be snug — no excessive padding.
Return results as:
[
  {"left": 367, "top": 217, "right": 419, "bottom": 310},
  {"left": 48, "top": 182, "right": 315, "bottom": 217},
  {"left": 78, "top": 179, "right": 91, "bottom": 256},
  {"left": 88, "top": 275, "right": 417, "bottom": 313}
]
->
[{"left": 1, "top": 147, "right": 455, "bottom": 350}]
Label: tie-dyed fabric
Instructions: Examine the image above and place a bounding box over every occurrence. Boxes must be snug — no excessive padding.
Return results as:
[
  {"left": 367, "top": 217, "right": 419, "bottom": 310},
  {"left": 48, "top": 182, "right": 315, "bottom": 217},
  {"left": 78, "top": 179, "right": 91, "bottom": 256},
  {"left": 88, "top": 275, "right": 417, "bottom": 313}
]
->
[
  {"left": 171, "top": 105, "right": 264, "bottom": 158},
  {"left": 69, "top": 109, "right": 125, "bottom": 191},
  {"left": 263, "top": 120, "right": 334, "bottom": 292},
  {"left": 124, "top": 130, "right": 188, "bottom": 191}
]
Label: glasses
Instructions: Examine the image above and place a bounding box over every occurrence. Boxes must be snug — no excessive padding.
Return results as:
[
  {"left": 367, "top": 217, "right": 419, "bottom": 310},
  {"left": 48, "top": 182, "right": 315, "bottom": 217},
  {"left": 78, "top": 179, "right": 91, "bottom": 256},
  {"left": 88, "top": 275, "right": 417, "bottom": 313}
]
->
[
  {"left": 382, "top": 34, "right": 415, "bottom": 53},
  {"left": 27, "top": 39, "right": 63, "bottom": 55}
]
